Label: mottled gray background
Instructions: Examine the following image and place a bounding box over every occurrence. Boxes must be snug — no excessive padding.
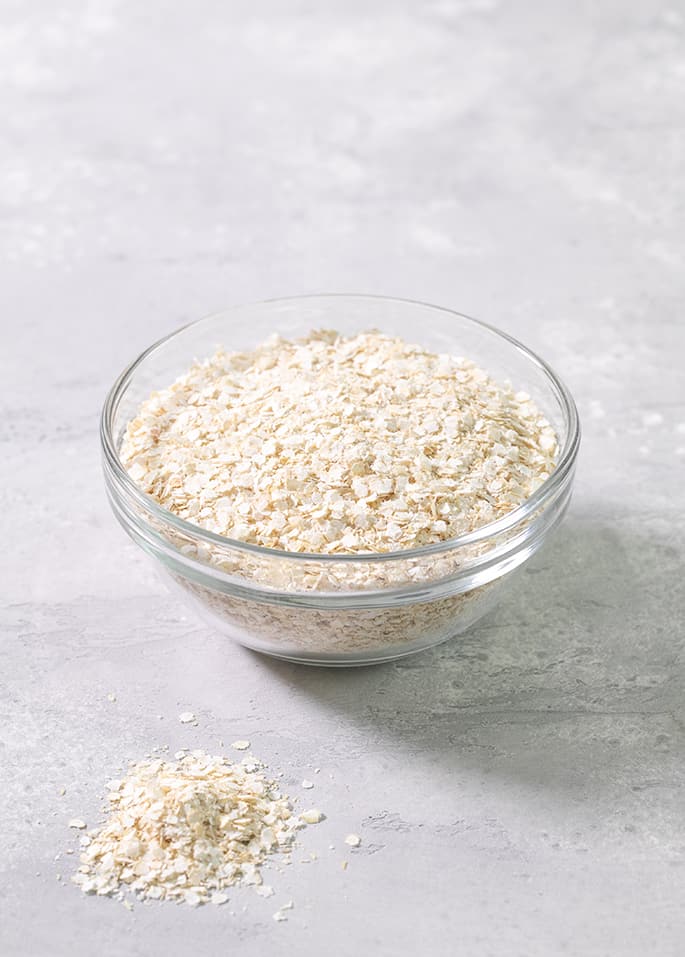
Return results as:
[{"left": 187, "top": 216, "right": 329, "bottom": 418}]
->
[{"left": 2, "top": 1, "right": 685, "bottom": 955}]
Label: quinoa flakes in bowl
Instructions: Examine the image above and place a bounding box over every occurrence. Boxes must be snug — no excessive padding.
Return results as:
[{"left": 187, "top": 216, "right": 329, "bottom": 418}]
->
[{"left": 101, "top": 295, "right": 580, "bottom": 665}]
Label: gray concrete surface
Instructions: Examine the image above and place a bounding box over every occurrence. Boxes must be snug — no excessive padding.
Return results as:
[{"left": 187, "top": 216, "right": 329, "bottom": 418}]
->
[{"left": 2, "top": 1, "right": 685, "bottom": 954}]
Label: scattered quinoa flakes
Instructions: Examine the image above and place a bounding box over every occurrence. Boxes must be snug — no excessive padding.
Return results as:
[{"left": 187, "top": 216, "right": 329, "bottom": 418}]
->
[
  {"left": 71, "top": 751, "right": 307, "bottom": 906},
  {"left": 120, "top": 330, "right": 558, "bottom": 555},
  {"left": 300, "top": 809, "right": 324, "bottom": 824}
]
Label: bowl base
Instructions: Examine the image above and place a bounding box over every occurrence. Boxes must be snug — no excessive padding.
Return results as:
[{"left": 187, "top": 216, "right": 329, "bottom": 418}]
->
[{"left": 231, "top": 619, "right": 475, "bottom": 667}]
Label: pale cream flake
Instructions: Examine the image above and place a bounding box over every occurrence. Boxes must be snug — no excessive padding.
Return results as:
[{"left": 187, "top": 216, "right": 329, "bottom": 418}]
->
[
  {"left": 300, "top": 809, "right": 324, "bottom": 824},
  {"left": 344, "top": 834, "right": 361, "bottom": 848},
  {"left": 120, "top": 330, "right": 559, "bottom": 555},
  {"left": 178, "top": 711, "right": 196, "bottom": 724},
  {"left": 231, "top": 740, "right": 250, "bottom": 751},
  {"left": 273, "top": 899, "right": 294, "bottom": 921},
  {"left": 71, "top": 751, "right": 307, "bottom": 906}
]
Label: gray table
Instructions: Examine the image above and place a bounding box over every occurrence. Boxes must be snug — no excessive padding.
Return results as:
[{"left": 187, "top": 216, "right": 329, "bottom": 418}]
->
[{"left": 2, "top": 2, "right": 684, "bottom": 954}]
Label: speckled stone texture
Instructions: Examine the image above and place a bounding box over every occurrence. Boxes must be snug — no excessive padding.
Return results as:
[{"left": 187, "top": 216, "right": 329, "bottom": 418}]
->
[{"left": 1, "top": 1, "right": 685, "bottom": 955}]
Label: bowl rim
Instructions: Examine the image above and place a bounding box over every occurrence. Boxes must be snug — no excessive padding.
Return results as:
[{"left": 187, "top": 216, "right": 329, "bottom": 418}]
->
[{"left": 100, "top": 293, "right": 581, "bottom": 565}]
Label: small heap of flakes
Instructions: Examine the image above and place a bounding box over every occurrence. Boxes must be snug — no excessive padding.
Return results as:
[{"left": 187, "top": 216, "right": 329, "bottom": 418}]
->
[
  {"left": 121, "top": 330, "right": 558, "bottom": 554},
  {"left": 72, "top": 751, "right": 303, "bottom": 906}
]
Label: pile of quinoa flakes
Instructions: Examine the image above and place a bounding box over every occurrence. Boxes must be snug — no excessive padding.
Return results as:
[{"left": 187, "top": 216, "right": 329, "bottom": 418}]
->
[
  {"left": 121, "top": 330, "right": 558, "bottom": 554},
  {"left": 71, "top": 751, "right": 305, "bottom": 906}
]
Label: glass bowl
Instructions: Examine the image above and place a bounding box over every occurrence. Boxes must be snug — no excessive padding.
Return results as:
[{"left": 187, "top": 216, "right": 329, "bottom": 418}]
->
[{"left": 101, "top": 295, "right": 580, "bottom": 666}]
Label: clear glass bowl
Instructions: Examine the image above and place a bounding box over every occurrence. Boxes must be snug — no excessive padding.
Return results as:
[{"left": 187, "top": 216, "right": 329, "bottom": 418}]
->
[{"left": 101, "top": 295, "right": 580, "bottom": 666}]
